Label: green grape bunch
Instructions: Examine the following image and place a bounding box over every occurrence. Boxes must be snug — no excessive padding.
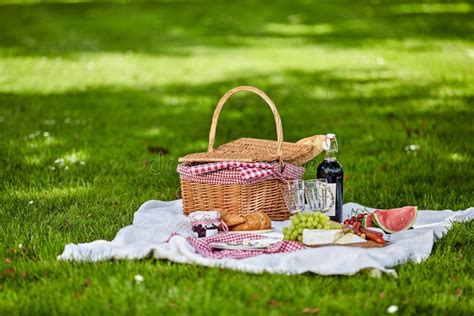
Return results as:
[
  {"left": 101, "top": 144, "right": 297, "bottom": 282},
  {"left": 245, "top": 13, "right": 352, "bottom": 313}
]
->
[{"left": 282, "top": 212, "right": 339, "bottom": 242}]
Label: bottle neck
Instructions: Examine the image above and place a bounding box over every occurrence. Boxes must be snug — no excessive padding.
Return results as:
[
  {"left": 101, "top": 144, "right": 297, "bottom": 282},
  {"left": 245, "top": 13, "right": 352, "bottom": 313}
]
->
[
  {"left": 323, "top": 136, "right": 338, "bottom": 161},
  {"left": 325, "top": 150, "right": 337, "bottom": 161}
]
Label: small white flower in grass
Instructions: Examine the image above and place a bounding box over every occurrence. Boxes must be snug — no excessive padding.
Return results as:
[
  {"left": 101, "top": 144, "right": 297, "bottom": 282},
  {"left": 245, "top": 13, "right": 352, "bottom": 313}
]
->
[
  {"left": 65, "top": 153, "right": 78, "bottom": 164},
  {"left": 54, "top": 158, "right": 65, "bottom": 165},
  {"left": 28, "top": 200, "right": 34, "bottom": 205},
  {"left": 134, "top": 274, "right": 144, "bottom": 283},
  {"left": 387, "top": 305, "right": 398, "bottom": 313},
  {"left": 404, "top": 144, "right": 420, "bottom": 152},
  {"left": 18, "top": 243, "right": 23, "bottom": 248}
]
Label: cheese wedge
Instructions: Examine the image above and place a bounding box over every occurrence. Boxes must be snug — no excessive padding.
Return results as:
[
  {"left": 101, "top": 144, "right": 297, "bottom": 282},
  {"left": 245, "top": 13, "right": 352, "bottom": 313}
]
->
[
  {"left": 302, "top": 229, "right": 344, "bottom": 246},
  {"left": 334, "top": 233, "right": 367, "bottom": 244}
]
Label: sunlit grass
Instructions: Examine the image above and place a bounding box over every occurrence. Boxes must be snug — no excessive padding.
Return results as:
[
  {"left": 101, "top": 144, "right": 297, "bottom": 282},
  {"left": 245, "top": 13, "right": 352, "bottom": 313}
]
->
[
  {"left": 0, "top": 1, "right": 473, "bottom": 315},
  {"left": 390, "top": 2, "right": 473, "bottom": 14},
  {"left": 9, "top": 185, "right": 90, "bottom": 200},
  {"left": 263, "top": 22, "right": 335, "bottom": 36},
  {"left": 0, "top": 46, "right": 471, "bottom": 96},
  {"left": 448, "top": 153, "right": 470, "bottom": 163}
]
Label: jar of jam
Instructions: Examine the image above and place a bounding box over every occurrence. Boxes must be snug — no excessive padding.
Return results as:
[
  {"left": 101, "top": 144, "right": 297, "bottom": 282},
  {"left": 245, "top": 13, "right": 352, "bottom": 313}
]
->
[{"left": 189, "top": 211, "right": 223, "bottom": 238}]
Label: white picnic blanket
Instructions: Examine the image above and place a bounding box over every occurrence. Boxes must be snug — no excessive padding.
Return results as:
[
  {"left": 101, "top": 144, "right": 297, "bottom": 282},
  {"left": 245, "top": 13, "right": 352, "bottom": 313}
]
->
[{"left": 58, "top": 200, "right": 474, "bottom": 276}]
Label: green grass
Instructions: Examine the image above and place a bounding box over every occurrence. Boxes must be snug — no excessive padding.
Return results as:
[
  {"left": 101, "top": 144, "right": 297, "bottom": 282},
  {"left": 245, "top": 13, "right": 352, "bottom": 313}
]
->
[{"left": 0, "top": 0, "right": 473, "bottom": 314}]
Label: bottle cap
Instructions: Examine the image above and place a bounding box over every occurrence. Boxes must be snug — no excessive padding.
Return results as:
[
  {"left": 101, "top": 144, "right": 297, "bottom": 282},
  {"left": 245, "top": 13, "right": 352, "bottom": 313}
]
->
[{"left": 323, "top": 133, "right": 338, "bottom": 152}]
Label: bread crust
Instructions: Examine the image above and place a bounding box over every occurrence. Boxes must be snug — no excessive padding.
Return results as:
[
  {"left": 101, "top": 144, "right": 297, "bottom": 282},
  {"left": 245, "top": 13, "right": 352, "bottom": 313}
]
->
[
  {"left": 220, "top": 212, "right": 246, "bottom": 227},
  {"left": 255, "top": 212, "right": 271, "bottom": 230},
  {"left": 229, "top": 212, "right": 272, "bottom": 231},
  {"left": 230, "top": 213, "right": 261, "bottom": 231}
]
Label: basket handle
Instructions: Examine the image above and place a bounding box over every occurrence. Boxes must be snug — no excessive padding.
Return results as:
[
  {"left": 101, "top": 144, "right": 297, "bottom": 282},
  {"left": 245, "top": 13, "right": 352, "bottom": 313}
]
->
[{"left": 207, "top": 86, "right": 284, "bottom": 160}]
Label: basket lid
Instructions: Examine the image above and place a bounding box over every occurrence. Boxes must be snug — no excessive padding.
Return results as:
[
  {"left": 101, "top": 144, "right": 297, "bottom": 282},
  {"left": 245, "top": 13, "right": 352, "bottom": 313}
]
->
[{"left": 178, "top": 136, "right": 325, "bottom": 164}]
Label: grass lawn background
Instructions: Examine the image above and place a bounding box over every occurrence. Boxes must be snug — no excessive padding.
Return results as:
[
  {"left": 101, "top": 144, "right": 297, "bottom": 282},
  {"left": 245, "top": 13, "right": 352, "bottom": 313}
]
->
[{"left": 0, "top": 0, "right": 473, "bottom": 314}]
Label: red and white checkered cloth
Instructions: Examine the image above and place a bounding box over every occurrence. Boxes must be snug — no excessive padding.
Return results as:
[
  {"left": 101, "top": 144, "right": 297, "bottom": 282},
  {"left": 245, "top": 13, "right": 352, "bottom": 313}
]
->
[
  {"left": 177, "top": 161, "right": 304, "bottom": 185},
  {"left": 187, "top": 233, "right": 306, "bottom": 259}
]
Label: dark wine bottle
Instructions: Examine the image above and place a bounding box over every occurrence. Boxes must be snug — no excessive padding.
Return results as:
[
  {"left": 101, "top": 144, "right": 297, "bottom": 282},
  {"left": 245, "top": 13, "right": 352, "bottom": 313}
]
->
[{"left": 316, "top": 134, "right": 344, "bottom": 223}]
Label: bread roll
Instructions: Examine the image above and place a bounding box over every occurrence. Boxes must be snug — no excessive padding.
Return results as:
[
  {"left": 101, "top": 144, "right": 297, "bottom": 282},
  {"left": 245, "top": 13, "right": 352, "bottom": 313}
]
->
[
  {"left": 230, "top": 213, "right": 261, "bottom": 231},
  {"left": 255, "top": 212, "right": 271, "bottom": 230},
  {"left": 220, "top": 212, "right": 246, "bottom": 227}
]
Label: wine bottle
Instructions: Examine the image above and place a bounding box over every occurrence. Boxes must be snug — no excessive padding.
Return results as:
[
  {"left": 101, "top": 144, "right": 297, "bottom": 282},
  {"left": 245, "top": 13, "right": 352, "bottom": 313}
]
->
[{"left": 316, "top": 133, "right": 344, "bottom": 222}]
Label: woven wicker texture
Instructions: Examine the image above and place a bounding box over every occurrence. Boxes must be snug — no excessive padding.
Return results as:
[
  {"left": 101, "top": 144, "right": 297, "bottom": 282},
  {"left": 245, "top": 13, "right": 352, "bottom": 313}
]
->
[
  {"left": 179, "top": 137, "right": 315, "bottom": 164},
  {"left": 181, "top": 179, "right": 290, "bottom": 220},
  {"left": 178, "top": 86, "right": 323, "bottom": 220}
]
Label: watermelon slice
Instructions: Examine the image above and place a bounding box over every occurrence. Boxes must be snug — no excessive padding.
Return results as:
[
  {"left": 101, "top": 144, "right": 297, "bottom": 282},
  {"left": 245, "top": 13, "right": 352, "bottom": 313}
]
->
[
  {"left": 372, "top": 206, "right": 417, "bottom": 233},
  {"left": 362, "top": 212, "right": 373, "bottom": 228}
]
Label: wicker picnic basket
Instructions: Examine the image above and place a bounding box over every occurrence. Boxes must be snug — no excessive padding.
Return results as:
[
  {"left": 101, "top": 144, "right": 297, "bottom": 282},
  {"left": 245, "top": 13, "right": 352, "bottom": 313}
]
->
[{"left": 177, "top": 86, "right": 325, "bottom": 220}]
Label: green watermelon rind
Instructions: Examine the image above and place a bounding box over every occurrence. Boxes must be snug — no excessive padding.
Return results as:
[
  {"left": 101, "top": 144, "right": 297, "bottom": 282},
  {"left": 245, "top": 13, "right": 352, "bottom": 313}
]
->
[
  {"left": 372, "top": 215, "right": 378, "bottom": 228},
  {"left": 373, "top": 206, "right": 418, "bottom": 234},
  {"left": 362, "top": 212, "right": 373, "bottom": 228}
]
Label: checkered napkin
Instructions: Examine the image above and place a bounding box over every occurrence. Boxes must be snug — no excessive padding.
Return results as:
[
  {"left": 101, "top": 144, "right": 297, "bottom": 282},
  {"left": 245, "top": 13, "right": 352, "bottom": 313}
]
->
[
  {"left": 187, "top": 233, "right": 306, "bottom": 259},
  {"left": 177, "top": 161, "right": 304, "bottom": 185}
]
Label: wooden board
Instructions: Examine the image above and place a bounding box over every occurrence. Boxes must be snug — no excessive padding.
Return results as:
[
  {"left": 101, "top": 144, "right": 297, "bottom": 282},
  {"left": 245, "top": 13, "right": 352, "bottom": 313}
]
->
[
  {"left": 227, "top": 228, "right": 274, "bottom": 234},
  {"left": 306, "top": 240, "right": 387, "bottom": 248}
]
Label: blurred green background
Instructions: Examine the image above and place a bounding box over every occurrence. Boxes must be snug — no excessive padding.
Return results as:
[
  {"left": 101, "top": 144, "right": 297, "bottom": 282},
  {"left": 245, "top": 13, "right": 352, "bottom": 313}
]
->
[{"left": 0, "top": 1, "right": 473, "bottom": 315}]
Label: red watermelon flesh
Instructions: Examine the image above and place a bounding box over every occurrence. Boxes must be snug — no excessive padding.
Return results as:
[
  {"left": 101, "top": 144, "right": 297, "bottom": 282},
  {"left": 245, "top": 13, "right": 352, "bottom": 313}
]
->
[{"left": 373, "top": 206, "right": 418, "bottom": 233}]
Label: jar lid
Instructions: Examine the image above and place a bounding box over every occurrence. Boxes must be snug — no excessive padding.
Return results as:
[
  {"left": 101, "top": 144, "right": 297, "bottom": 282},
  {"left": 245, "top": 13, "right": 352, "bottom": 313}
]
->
[{"left": 189, "top": 211, "right": 221, "bottom": 222}]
